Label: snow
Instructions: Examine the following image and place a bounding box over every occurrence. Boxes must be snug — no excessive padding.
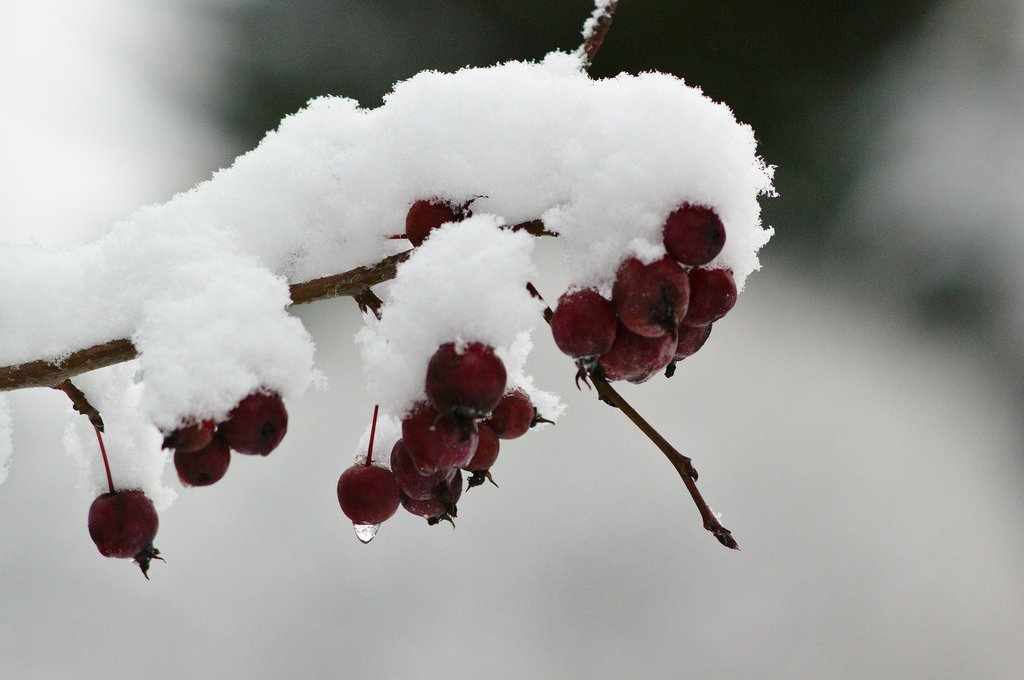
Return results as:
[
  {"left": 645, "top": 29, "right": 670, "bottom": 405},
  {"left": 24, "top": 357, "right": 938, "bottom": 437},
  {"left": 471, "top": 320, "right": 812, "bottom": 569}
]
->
[{"left": 0, "top": 50, "right": 772, "bottom": 501}]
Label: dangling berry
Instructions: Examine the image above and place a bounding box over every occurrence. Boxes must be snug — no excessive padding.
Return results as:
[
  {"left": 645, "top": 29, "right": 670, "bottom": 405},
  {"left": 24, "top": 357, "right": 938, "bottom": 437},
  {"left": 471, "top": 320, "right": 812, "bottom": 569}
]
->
[
  {"left": 425, "top": 342, "right": 506, "bottom": 418},
  {"left": 401, "top": 402, "right": 478, "bottom": 476},
  {"left": 484, "top": 388, "right": 534, "bottom": 440},
  {"left": 405, "top": 199, "right": 463, "bottom": 247},
  {"left": 682, "top": 268, "right": 737, "bottom": 327},
  {"left": 663, "top": 204, "right": 726, "bottom": 266},
  {"left": 174, "top": 435, "right": 231, "bottom": 487},
  {"left": 550, "top": 289, "right": 617, "bottom": 360},
  {"left": 611, "top": 256, "right": 690, "bottom": 338},
  {"left": 337, "top": 465, "right": 402, "bottom": 525},
  {"left": 390, "top": 439, "right": 454, "bottom": 501},
  {"left": 598, "top": 322, "right": 676, "bottom": 383},
  {"left": 161, "top": 419, "right": 216, "bottom": 453},
  {"left": 88, "top": 489, "right": 161, "bottom": 577},
  {"left": 218, "top": 390, "right": 288, "bottom": 456}
]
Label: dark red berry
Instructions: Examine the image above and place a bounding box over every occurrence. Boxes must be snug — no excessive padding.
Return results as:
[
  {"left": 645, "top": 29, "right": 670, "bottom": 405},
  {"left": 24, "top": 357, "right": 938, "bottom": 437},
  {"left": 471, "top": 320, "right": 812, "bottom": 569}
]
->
[
  {"left": 390, "top": 440, "right": 454, "bottom": 501},
  {"left": 682, "top": 268, "right": 737, "bottom": 327},
  {"left": 463, "top": 425, "right": 500, "bottom": 472},
  {"left": 673, "top": 323, "right": 713, "bottom": 361},
  {"left": 550, "top": 289, "right": 618, "bottom": 359},
  {"left": 401, "top": 402, "right": 478, "bottom": 476},
  {"left": 88, "top": 489, "right": 161, "bottom": 577},
  {"left": 483, "top": 388, "right": 533, "bottom": 440},
  {"left": 401, "top": 494, "right": 447, "bottom": 521},
  {"left": 598, "top": 322, "right": 676, "bottom": 383},
  {"left": 174, "top": 435, "right": 231, "bottom": 487},
  {"left": 663, "top": 204, "right": 726, "bottom": 266},
  {"left": 401, "top": 470, "right": 463, "bottom": 524},
  {"left": 218, "top": 391, "right": 288, "bottom": 456},
  {"left": 611, "top": 257, "right": 690, "bottom": 338},
  {"left": 337, "top": 464, "right": 401, "bottom": 525},
  {"left": 425, "top": 342, "right": 506, "bottom": 418},
  {"left": 405, "top": 199, "right": 462, "bottom": 247},
  {"left": 161, "top": 419, "right": 216, "bottom": 453}
]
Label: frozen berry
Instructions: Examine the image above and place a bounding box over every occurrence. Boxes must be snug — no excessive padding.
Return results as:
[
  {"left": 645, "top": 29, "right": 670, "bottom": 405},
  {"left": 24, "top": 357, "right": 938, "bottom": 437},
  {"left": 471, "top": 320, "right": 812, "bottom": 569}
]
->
[
  {"left": 174, "top": 435, "right": 231, "bottom": 487},
  {"left": 390, "top": 440, "right": 454, "bottom": 501},
  {"left": 598, "top": 322, "right": 676, "bottom": 383},
  {"left": 663, "top": 204, "right": 726, "bottom": 266},
  {"left": 337, "top": 464, "right": 401, "bottom": 525},
  {"left": 612, "top": 256, "right": 690, "bottom": 338},
  {"left": 682, "top": 268, "right": 737, "bottom": 327},
  {"left": 161, "top": 419, "right": 215, "bottom": 453},
  {"left": 401, "top": 402, "right": 478, "bottom": 476},
  {"left": 425, "top": 342, "right": 506, "bottom": 418},
  {"left": 88, "top": 489, "right": 161, "bottom": 577},
  {"left": 673, "top": 323, "right": 713, "bottom": 360},
  {"left": 550, "top": 289, "right": 618, "bottom": 360},
  {"left": 463, "top": 425, "right": 500, "bottom": 472},
  {"left": 484, "top": 388, "right": 533, "bottom": 440},
  {"left": 218, "top": 391, "right": 288, "bottom": 456},
  {"left": 405, "top": 199, "right": 463, "bottom": 247}
]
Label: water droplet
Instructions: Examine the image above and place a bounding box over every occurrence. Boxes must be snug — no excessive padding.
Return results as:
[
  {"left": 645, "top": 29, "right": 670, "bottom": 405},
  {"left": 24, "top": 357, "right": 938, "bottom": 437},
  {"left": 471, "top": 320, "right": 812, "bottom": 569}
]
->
[{"left": 353, "top": 523, "right": 379, "bottom": 543}]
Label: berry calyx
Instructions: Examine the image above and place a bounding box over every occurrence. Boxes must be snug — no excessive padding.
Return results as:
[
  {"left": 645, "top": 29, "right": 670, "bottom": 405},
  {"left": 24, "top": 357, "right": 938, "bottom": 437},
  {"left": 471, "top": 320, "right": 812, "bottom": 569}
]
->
[
  {"left": 663, "top": 204, "right": 726, "bottom": 266},
  {"left": 611, "top": 256, "right": 690, "bottom": 338},
  {"left": 405, "top": 199, "right": 464, "bottom": 247},
  {"left": 682, "top": 268, "right": 737, "bottom": 327},
  {"left": 161, "top": 419, "right": 216, "bottom": 453},
  {"left": 87, "top": 489, "right": 161, "bottom": 578},
  {"left": 550, "top": 289, "right": 618, "bottom": 360},
  {"left": 401, "top": 469, "right": 463, "bottom": 525},
  {"left": 425, "top": 342, "right": 507, "bottom": 419},
  {"left": 597, "top": 322, "right": 676, "bottom": 384},
  {"left": 401, "top": 402, "right": 479, "bottom": 476},
  {"left": 483, "top": 388, "right": 534, "bottom": 440},
  {"left": 337, "top": 465, "right": 402, "bottom": 525},
  {"left": 218, "top": 390, "right": 288, "bottom": 456},
  {"left": 174, "top": 435, "right": 231, "bottom": 487}
]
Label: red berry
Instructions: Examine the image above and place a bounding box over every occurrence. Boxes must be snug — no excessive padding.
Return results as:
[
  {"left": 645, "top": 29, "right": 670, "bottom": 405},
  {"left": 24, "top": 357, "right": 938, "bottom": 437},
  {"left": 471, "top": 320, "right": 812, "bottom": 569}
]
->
[
  {"left": 337, "top": 464, "right": 401, "bottom": 525},
  {"left": 598, "top": 323, "right": 676, "bottom": 383},
  {"left": 463, "top": 425, "right": 500, "bottom": 472},
  {"left": 611, "top": 257, "right": 690, "bottom": 338},
  {"left": 400, "top": 494, "right": 447, "bottom": 521},
  {"left": 401, "top": 470, "right": 463, "bottom": 524},
  {"left": 88, "top": 489, "right": 161, "bottom": 577},
  {"left": 401, "top": 402, "right": 478, "bottom": 476},
  {"left": 663, "top": 204, "right": 726, "bottom": 266},
  {"left": 405, "top": 199, "right": 462, "bottom": 247},
  {"left": 673, "top": 323, "right": 713, "bottom": 360},
  {"left": 425, "top": 342, "right": 506, "bottom": 418},
  {"left": 682, "top": 268, "right": 737, "bottom": 327},
  {"left": 550, "top": 289, "right": 618, "bottom": 359},
  {"left": 390, "top": 440, "right": 454, "bottom": 501},
  {"left": 162, "top": 419, "right": 216, "bottom": 452},
  {"left": 218, "top": 391, "right": 288, "bottom": 456},
  {"left": 484, "top": 388, "right": 533, "bottom": 440},
  {"left": 174, "top": 435, "right": 231, "bottom": 487}
]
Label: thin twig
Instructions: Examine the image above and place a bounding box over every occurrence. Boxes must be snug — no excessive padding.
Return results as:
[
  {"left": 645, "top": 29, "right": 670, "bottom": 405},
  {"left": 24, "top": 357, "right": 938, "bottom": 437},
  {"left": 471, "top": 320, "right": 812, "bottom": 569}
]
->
[
  {"left": 54, "top": 379, "right": 105, "bottom": 432},
  {"left": 578, "top": 0, "right": 619, "bottom": 68},
  {"left": 527, "top": 281, "right": 738, "bottom": 550}
]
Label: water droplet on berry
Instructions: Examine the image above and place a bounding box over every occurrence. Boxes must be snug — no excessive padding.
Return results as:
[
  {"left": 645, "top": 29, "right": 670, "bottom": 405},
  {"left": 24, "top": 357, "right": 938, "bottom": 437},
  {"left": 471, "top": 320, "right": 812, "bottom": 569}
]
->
[{"left": 353, "top": 523, "right": 380, "bottom": 543}]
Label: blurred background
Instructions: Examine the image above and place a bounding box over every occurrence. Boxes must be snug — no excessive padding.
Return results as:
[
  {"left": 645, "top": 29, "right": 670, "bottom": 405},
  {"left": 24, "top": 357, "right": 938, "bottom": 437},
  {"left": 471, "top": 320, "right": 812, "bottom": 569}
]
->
[{"left": 1, "top": 1, "right": 1022, "bottom": 678}]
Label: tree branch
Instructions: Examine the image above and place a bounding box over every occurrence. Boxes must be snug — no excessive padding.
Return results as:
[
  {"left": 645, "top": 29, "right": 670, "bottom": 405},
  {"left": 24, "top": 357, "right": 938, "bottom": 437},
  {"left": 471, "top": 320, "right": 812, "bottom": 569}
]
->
[{"left": 578, "top": 1, "right": 619, "bottom": 68}]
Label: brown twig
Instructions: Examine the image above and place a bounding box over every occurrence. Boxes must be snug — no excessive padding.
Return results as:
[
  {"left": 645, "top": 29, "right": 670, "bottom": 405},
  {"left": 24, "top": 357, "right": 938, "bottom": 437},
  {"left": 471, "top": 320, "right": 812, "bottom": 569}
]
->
[
  {"left": 527, "top": 281, "right": 738, "bottom": 550},
  {"left": 53, "top": 379, "right": 105, "bottom": 432},
  {"left": 578, "top": 0, "right": 619, "bottom": 68}
]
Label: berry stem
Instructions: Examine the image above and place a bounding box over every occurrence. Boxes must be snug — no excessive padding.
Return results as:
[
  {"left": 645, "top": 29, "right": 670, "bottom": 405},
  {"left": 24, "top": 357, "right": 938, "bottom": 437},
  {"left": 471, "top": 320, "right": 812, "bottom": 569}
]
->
[
  {"left": 528, "top": 281, "right": 738, "bottom": 550},
  {"left": 365, "top": 404, "right": 380, "bottom": 467},
  {"left": 94, "top": 425, "right": 115, "bottom": 494},
  {"left": 53, "top": 379, "right": 105, "bottom": 431}
]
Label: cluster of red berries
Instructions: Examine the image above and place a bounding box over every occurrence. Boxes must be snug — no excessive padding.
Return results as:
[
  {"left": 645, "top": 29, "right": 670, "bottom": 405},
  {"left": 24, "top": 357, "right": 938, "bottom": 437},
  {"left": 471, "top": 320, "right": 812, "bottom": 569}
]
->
[
  {"left": 87, "top": 390, "right": 288, "bottom": 576},
  {"left": 338, "top": 343, "right": 537, "bottom": 540},
  {"left": 551, "top": 203, "right": 737, "bottom": 383}
]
